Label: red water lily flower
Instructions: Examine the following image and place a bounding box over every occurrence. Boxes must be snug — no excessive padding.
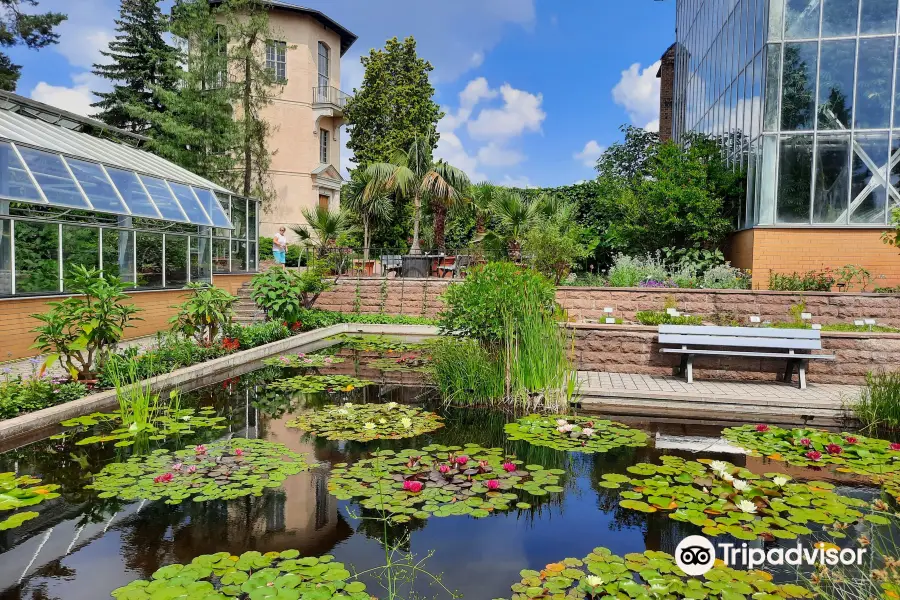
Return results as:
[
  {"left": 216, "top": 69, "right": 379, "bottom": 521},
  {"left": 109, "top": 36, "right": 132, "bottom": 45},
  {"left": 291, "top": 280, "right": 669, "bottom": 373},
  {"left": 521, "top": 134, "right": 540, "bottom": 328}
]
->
[
  {"left": 438, "top": 464, "right": 450, "bottom": 474},
  {"left": 891, "top": 443, "right": 900, "bottom": 451},
  {"left": 153, "top": 473, "right": 174, "bottom": 484},
  {"left": 799, "top": 438, "right": 812, "bottom": 447},
  {"left": 455, "top": 456, "right": 469, "bottom": 466},
  {"left": 502, "top": 462, "right": 517, "bottom": 473},
  {"left": 234, "top": 448, "right": 244, "bottom": 457},
  {"left": 755, "top": 424, "right": 770, "bottom": 432},
  {"left": 486, "top": 479, "right": 500, "bottom": 491},
  {"left": 844, "top": 436, "right": 858, "bottom": 445},
  {"left": 805, "top": 450, "right": 823, "bottom": 461},
  {"left": 403, "top": 481, "right": 423, "bottom": 493},
  {"left": 826, "top": 444, "right": 843, "bottom": 455}
]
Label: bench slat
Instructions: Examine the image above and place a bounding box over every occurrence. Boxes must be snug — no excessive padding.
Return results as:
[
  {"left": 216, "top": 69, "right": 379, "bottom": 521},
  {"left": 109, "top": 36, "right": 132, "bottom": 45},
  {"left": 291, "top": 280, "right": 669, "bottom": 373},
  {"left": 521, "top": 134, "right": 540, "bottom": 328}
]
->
[
  {"left": 659, "top": 325, "right": 820, "bottom": 339},
  {"left": 660, "top": 348, "right": 835, "bottom": 360},
  {"left": 658, "top": 334, "right": 822, "bottom": 350}
]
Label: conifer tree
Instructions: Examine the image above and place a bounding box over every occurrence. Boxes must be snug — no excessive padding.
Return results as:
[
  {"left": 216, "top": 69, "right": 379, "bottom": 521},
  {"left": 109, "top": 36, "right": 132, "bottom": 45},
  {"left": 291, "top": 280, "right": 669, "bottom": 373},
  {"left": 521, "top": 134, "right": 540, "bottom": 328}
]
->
[
  {"left": 91, "top": 0, "right": 178, "bottom": 132},
  {"left": 0, "top": 0, "right": 67, "bottom": 91}
]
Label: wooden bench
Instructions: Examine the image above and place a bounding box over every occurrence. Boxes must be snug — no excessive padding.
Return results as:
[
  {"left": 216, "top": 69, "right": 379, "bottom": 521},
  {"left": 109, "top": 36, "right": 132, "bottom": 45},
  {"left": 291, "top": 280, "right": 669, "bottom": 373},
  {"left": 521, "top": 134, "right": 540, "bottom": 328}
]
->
[{"left": 658, "top": 325, "right": 835, "bottom": 389}]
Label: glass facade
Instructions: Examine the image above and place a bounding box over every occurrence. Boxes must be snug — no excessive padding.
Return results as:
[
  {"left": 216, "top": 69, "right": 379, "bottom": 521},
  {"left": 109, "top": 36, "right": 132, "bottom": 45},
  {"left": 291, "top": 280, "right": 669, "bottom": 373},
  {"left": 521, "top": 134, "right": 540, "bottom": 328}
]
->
[{"left": 674, "top": 0, "right": 900, "bottom": 228}]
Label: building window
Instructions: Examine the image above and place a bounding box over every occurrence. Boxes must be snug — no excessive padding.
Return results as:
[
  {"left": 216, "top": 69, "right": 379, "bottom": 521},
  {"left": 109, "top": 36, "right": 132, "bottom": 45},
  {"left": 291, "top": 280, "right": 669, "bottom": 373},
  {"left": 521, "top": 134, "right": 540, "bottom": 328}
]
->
[
  {"left": 318, "top": 41, "right": 330, "bottom": 88},
  {"left": 320, "top": 128, "right": 329, "bottom": 164},
  {"left": 266, "top": 40, "right": 286, "bottom": 82}
]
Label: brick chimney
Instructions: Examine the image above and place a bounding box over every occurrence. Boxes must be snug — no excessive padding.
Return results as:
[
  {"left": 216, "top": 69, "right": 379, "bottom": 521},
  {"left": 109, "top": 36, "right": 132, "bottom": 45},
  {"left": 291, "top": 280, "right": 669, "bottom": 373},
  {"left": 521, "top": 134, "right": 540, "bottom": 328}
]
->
[{"left": 657, "top": 43, "right": 677, "bottom": 142}]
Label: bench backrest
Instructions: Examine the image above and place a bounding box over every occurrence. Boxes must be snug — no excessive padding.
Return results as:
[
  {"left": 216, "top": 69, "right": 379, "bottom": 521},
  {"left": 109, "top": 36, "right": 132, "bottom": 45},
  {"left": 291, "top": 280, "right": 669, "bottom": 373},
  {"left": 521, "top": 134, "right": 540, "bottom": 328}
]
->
[
  {"left": 381, "top": 255, "right": 402, "bottom": 268},
  {"left": 658, "top": 325, "right": 823, "bottom": 351}
]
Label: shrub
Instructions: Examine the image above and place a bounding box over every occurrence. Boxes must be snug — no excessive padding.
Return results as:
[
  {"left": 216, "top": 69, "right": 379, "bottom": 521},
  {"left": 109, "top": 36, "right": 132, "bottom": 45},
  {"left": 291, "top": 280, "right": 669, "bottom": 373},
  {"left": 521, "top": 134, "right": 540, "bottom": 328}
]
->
[
  {"left": 169, "top": 283, "right": 237, "bottom": 343},
  {"left": 875, "top": 286, "right": 900, "bottom": 294},
  {"left": 634, "top": 310, "right": 703, "bottom": 326},
  {"left": 439, "top": 262, "right": 556, "bottom": 343},
  {"left": 852, "top": 370, "right": 900, "bottom": 431},
  {"left": 250, "top": 263, "right": 334, "bottom": 325},
  {"left": 607, "top": 253, "right": 667, "bottom": 288},
  {"left": 702, "top": 263, "right": 750, "bottom": 289},
  {"left": 31, "top": 265, "right": 142, "bottom": 381},
  {"left": 0, "top": 371, "right": 87, "bottom": 420},
  {"left": 523, "top": 224, "right": 589, "bottom": 285},
  {"left": 768, "top": 270, "right": 833, "bottom": 291},
  {"left": 225, "top": 321, "right": 291, "bottom": 348}
]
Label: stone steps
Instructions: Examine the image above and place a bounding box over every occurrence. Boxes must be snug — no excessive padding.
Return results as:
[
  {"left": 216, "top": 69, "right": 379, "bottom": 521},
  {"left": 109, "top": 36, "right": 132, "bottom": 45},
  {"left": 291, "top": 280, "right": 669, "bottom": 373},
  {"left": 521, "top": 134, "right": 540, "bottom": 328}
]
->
[{"left": 233, "top": 282, "right": 265, "bottom": 326}]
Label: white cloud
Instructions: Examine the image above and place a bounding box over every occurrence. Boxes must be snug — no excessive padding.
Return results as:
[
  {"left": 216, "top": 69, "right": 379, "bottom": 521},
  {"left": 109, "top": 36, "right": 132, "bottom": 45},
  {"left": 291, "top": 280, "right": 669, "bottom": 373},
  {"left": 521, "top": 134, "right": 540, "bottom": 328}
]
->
[
  {"left": 468, "top": 84, "right": 545, "bottom": 141},
  {"left": 612, "top": 60, "right": 661, "bottom": 130},
  {"left": 498, "top": 175, "right": 532, "bottom": 188},
  {"left": 644, "top": 119, "right": 660, "bottom": 133},
  {"left": 31, "top": 81, "right": 95, "bottom": 117},
  {"left": 574, "top": 140, "right": 604, "bottom": 168},
  {"left": 470, "top": 51, "right": 484, "bottom": 68},
  {"left": 434, "top": 131, "right": 487, "bottom": 183},
  {"left": 476, "top": 142, "right": 525, "bottom": 167},
  {"left": 440, "top": 77, "right": 498, "bottom": 132}
]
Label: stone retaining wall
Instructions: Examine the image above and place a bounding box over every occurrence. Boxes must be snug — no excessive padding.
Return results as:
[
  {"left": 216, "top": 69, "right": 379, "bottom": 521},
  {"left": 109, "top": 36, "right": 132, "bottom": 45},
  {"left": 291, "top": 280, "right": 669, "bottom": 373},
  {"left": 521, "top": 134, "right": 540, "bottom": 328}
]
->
[
  {"left": 314, "top": 278, "right": 900, "bottom": 327},
  {"left": 569, "top": 324, "right": 900, "bottom": 384}
]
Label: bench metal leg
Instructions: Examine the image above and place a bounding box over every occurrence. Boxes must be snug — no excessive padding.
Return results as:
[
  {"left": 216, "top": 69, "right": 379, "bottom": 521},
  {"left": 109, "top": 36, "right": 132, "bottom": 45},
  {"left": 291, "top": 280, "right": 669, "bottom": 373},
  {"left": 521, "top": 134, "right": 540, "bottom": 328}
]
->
[
  {"left": 782, "top": 359, "right": 796, "bottom": 385},
  {"left": 677, "top": 354, "right": 687, "bottom": 377},
  {"left": 685, "top": 354, "right": 694, "bottom": 384},
  {"left": 798, "top": 360, "right": 807, "bottom": 390}
]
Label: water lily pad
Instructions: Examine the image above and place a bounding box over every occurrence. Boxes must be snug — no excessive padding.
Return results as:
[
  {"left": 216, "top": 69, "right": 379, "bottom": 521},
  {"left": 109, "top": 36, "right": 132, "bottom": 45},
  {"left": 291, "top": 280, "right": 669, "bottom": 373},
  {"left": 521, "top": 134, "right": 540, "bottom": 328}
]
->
[
  {"left": 87, "top": 439, "right": 314, "bottom": 505},
  {"left": 0, "top": 472, "right": 60, "bottom": 531},
  {"left": 110, "top": 551, "right": 370, "bottom": 599},
  {"left": 287, "top": 402, "right": 443, "bottom": 442},
  {"left": 505, "top": 414, "right": 649, "bottom": 454},
  {"left": 262, "top": 353, "right": 345, "bottom": 368},
  {"left": 268, "top": 375, "right": 373, "bottom": 394}
]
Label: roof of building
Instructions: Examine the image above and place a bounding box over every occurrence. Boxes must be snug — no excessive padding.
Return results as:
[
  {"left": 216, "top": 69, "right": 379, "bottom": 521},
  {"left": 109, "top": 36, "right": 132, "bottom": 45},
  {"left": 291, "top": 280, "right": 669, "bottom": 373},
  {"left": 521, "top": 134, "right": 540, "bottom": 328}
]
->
[
  {"left": 0, "top": 92, "right": 234, "bottom": 228},
  {"left": 210, "top": 0, "right": 357, "bottom": 56}
]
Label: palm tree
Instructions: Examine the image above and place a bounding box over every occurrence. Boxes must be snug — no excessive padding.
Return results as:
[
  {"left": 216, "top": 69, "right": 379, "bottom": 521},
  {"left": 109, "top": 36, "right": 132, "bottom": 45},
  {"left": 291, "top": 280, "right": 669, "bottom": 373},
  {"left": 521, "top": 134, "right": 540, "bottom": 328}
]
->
[
  {"left": 292, "top": 205, "right": 351, "bottom": 257},
  {"left": 343, "top": 170, "right": 392, "bottom": 262},
  {"left": 468, "top": 181, "right": 498, "bottom": 234},
  {"left": 490, "top": 188, "right": 541, "bottom": 260},
  {"left": 366, "top": 136, "right": 469, "bottom": 253}
]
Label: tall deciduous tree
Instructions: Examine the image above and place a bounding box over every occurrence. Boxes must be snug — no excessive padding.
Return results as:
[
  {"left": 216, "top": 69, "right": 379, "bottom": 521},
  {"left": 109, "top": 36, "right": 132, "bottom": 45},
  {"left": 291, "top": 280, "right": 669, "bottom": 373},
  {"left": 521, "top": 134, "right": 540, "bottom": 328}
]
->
[
  {"left": 135, "top": 0, "right": 239, "bottom": 187},
  {"left": 345, "top": 36, "right": 443, "bottom": 167},
  {"left": 0, "top": 0, "right": 66, "bottom": 91},
  {"left": 92, "top": 0, "right": 179, "bottom": 132}
]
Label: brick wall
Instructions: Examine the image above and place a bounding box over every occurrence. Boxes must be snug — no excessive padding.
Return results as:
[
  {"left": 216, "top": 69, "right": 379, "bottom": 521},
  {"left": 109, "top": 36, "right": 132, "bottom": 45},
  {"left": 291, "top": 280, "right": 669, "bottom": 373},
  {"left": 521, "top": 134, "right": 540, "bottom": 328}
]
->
[
  {"left": 569, "top": 324, "right": 900, "bottom": 384},
  {"left": 725, "top": 228, "right": 900, "bottom": 289},
  {"left": 314, "top": 278, "right": 451, "bottom": 318},
  {"left": 0, "top": 273, "right": 254, "bottom": 362}
]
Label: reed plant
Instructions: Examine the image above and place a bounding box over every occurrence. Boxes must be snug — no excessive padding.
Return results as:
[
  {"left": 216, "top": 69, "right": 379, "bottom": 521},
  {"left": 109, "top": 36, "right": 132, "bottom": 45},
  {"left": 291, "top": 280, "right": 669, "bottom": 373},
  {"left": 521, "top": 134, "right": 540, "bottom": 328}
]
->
[
  {"left": 852, "top": 370, "right": 900, "bottom": 431},
  {"left": 107, "top": 358, "right": 167, "bottom": 432}
]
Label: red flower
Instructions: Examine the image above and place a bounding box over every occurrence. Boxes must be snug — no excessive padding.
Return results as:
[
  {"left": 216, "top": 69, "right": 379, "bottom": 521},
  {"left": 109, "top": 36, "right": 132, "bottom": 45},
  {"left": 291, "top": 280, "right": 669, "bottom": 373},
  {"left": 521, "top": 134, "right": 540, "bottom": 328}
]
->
[
  {"left": 438, "top": 464, "right": 450, "bottom": 474},
  {"left": 502, "top": 462, "right": 517, "bottom": 473},
  {"left": 825, "top": 444, "right": 843, "bottom": 455},
  {"left": 845, "top": 436, "right": 858, "bottom": 445},
  {"left": 891, "top": 443, "right": 900, "bottom": 451},
  {"left": 486, "top": 479, "right": 500, "bottom": 491},
  {"left": 403, "top": 480, "right": 423, "bottom": 493},
  {"left": 234, "top": 448, "right": 244, "bottom": 457},
  {"left": 291, "top": 321, "right": 303, "bottom": 332},
  {"left": 799, "top": 438, "right": 812, "bottom": 447},
  {"left": 455, "top": 456, "right": 469, "bottom": 466},
  {"left": 153, "top": 473, "right": 174, "bottom": 484},
  {"left": 805, "top": 450, "right": 822, "bottom": 461},
  {"left": 755, "top": 424, "right": 770, "bottom": 432}
]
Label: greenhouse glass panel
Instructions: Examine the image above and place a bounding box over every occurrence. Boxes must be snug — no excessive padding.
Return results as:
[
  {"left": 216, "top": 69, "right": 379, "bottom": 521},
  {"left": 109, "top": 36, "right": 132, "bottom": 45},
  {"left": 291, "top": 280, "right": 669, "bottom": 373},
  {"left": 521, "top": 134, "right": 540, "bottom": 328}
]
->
[
  {"left": 813, "top": 134, "right": 851, "bottom": 224},
  {"left": 777, "top": 134, "right": 814, "bottom": 223},
  {"left": 212, "top": 238, "right": 229, "bottom": 273},
  {"left": 190, "top": 235, "right": 211, "bottom": 283},
  {"left": 212, "top": 193, "right": 231, "bottom": 237},
  {"left": 17, "top": 146, "right": 89, "bottom": 209},
  {"left": 105, "top": 168, "right": 159, "bottom": 218},
  {"left": 138, "top": 175, "right": 187, "bottom": 222},
  {"left": 231, "top": 239, "right": 247, "bottom": 271},
  {"left": 136, "top": 232, "right": 163, "bottom": 288},
  {"left": 850, "top": 133, "right": 890, "bottom": 224},
  {"left": 64, "top": 158, "right": 129, "bottom": 215},
  {"left": 102, "top": 228, "right": 134, "bottom": 285},
  {"left": 168, "top": 182, "right": 212, "bottom": 226},
  {"left": 14, "top": 220, "right": 59, "bottom": 294},
  {"left": 0, "top": 218, "right": 9, "bottom": 295},
  {"left": 0, "top": 142, "right": 42, "bottom": 203},
  {"left": 62, "top": 225, "right": 99, "bottom": 291},
  {"left": 192, "top": 187, "right": 232, "bottom": 229},
  {"left": 165, "top": 234, "right": 188, "bottom": 287}
]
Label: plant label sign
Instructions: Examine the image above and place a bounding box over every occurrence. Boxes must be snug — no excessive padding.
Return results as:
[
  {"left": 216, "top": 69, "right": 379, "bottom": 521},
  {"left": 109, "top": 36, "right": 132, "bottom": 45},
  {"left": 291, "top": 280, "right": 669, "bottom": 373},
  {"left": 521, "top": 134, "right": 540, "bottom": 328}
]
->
[
  {"left": 865, "top": 319, "right": 877, "bottom": 326},
  {"left": 605, "top": 318, "right": 617, "bottom": 324},
  {"left": 800, "top": 313, "right": 812, "bottom": 320},
  {"left": 811, "top": 324, "right": 822, "bottom": 330},
  {"left": 666, "top": 308, "right": 679, "bottom": 316},
  {"left": 854, "top": 320, "right": 865, "bottom": 326},
  {"left": 749, "top": 315, "right": 761, "bottom": 323},
  {"left": 604, "top": 307, "right": 614, "bottom": 314}
]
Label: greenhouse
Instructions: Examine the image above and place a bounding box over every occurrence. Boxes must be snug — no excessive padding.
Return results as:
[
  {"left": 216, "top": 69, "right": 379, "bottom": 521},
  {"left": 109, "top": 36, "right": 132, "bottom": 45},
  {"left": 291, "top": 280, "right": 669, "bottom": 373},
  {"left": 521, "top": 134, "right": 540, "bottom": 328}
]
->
[{"left": 0, "top": 92, "right": 259, "bottom": 297}]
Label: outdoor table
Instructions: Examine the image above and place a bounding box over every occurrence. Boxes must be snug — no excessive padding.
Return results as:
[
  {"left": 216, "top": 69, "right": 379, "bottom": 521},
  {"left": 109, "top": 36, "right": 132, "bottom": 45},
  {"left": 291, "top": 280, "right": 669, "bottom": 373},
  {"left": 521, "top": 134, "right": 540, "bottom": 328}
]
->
[{"left": 400, "top": 254, "right": 444, "bottom": 277}]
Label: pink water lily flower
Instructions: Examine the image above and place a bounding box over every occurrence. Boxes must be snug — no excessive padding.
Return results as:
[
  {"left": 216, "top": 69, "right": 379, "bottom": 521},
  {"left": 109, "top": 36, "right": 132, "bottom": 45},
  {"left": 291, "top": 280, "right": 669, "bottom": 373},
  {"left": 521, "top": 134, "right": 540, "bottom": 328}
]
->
[
  {"left": 455, "top": 456, "right": 469, "bottom": 466},
  {"left": 756, "top": 424, "right": 770, "bottom": 432},
  {"left": 187, "top": 465, "right": 197, "bottom": 474},
  {"left": 799, "top": 438, "right": 812, "bottom": 447},
  {"left": 403, "top": 481, "right": 423, "bottom": 493},
  {"left": 438, "top": 464, "right": 450, "bottom": 474},
  {"left": 172, "top": 463, "right": 183, "bottom": 471},
  {"left": 486, "top": 479, "right": 500, "bottom": 491},
  {"left": 502, "top": 462, "right": 516, "bottom": 473},
  {"left": 805, "top": 450, "right": 822, "bottom": 461},
  {"left": 195, "top": 445, "right": 207, "bottom": 455},
  {"left": 234, "top": 448, "right": 244, "bottom": 457},
  {"left": 825, "top": 444, "right": 843, "bottom": 455},
  {"left": 153, "top": 473, "right": 174, "bottom": 484},
  {"left": 891, "top": 443, "right": 900, "bottom": 451}
]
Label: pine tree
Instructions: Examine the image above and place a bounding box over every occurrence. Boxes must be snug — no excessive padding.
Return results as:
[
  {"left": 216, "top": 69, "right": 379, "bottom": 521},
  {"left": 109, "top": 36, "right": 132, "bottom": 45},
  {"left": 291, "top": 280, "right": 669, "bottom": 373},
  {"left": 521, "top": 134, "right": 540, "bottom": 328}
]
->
[
  {"left": 91, "top": 0, "right": 178, "bottom": 132},
  {"left": 0, "top": 0, "right": 67, "bottom": 91}
]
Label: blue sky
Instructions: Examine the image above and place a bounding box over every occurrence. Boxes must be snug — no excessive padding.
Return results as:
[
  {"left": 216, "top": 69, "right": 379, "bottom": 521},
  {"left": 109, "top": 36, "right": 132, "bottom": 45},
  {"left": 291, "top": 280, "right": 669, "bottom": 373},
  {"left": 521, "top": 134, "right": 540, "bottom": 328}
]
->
[{"left": 9, "top": 0, "right": 675, "bottom": 188}]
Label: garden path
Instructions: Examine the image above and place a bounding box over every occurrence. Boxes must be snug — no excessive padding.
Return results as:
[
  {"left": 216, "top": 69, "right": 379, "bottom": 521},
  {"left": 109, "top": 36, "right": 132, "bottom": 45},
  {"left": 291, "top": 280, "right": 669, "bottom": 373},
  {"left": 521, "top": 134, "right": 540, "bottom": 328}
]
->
[{"left": 1, "top": 335, "right": 160, "bottom": 380}]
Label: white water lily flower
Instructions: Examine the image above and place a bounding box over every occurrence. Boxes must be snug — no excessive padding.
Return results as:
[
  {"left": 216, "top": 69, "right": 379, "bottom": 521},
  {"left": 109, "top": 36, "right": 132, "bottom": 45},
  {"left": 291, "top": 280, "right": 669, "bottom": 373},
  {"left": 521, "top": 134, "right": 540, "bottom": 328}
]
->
[
  {"left": 400, "top": 417, "right": 412, "bottom": 429},
  {"left": 581, "top": 428, "right": 595, "bottom": 437},
  {"left": 363, "top": 422, "right": 376, "bottom": 430},
  {"left": 386, "top": 402, "right": 398, "bottom": 409},
  {"left": 556, "top": 419, "right": 568, "bottom": 426},
  {"left": 709, "top": 460, "right": 729, "bottom": 474},
  {"left": 737, "top": 500, "right": 757, "bottom": 514},
  {"left": 337, "top": 408, "right": 349, "bottom": 416},
  {"left": 721, "top": 472, "right": 734, "bottom": 482},
  {"left": 732, "top": 479, "right": 749, "bottom": 492},
  {"left": 343, "top": 402, "right": 353, "bottom": 408},
  {"left": 773, "top": 476, "right": 789, "bottom": 486},
  {"left": 378, "top": 418, "right": 387, "bottom": 425},
  {"left": 182, "top": 415, "right": 191, "bottom": 421},
  {"left": 584, "top": 575, "right": 605, "bottom": 586},
  {"left": 560, "top": 424, "right": 574, "bottom": 433}
]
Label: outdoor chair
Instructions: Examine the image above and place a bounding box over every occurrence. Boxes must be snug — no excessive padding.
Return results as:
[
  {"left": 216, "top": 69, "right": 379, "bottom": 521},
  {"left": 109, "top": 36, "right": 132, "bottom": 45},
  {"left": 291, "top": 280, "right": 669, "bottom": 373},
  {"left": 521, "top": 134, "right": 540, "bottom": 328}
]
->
[
  {"left": 436, "top": 255, "right": 473, "bottom": 278},
  {"left": 381, "top": 255, "right": 402, "bottom": 277}
]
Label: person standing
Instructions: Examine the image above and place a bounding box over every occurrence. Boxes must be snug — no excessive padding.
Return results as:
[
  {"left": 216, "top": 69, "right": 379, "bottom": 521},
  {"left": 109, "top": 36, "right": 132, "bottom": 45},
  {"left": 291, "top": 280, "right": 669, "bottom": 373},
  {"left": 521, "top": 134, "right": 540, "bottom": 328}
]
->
[{"left": 273, "top": 227, "right": 287, "bottom": 266}]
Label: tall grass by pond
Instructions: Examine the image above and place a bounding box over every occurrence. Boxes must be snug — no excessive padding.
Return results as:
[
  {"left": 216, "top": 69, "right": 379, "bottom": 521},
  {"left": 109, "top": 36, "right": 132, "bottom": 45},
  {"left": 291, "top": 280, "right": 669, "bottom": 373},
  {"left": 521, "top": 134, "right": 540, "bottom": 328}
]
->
[{"left": 852, "top": 370, "right": 900, "bottom": 431}]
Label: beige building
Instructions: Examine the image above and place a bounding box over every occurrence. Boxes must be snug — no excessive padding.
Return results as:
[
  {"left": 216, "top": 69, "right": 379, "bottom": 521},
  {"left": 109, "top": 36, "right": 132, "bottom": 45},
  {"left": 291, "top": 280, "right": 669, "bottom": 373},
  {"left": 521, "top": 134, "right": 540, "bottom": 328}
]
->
[{"left": 257, "top": 2, "right": 356, "bottom": 240}]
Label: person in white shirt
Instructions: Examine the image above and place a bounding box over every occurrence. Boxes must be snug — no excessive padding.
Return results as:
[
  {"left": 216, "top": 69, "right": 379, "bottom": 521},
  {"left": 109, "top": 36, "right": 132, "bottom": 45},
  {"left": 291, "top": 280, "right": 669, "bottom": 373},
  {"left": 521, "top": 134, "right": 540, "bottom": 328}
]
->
[{"left": 273, "top": 227, "right": 287, "bottom": 265}]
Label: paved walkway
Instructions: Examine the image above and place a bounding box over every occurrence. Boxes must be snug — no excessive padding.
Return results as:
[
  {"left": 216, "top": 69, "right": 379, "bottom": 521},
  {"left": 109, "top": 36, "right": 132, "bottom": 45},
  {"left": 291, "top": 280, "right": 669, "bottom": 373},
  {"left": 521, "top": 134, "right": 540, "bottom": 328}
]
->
[{"left": 576, "top": 371, "right": 861, "bottom": 405}]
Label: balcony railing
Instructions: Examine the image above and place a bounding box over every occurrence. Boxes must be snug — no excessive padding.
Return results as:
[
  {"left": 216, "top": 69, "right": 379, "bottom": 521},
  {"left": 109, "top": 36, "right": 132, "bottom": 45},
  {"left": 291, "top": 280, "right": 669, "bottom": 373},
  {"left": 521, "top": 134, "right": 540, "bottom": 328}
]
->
[{"left": 312, "top": 86, "right": 350, "bottom": 109}]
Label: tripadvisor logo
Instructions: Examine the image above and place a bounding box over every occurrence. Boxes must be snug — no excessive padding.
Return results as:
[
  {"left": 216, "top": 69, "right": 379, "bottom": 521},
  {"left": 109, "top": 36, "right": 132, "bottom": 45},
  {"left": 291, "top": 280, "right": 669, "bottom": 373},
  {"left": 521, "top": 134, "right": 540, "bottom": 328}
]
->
[{"left": 675, "top": 536, "right": 867, "bottom": 575}]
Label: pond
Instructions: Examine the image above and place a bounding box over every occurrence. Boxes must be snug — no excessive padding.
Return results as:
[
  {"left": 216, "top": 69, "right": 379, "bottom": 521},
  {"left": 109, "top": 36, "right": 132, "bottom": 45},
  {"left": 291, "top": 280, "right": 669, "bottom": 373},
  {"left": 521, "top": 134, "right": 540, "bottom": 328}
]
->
[{"left": 0, "top": 339, "right": 889, "bottom": 599}]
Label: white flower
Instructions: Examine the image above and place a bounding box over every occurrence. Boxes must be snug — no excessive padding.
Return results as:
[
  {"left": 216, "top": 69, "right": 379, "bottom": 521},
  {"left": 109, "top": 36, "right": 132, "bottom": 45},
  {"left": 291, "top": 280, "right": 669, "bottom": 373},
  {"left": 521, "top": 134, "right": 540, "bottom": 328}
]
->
[
  {"left": 737, "top": 500, "right": 757, "bottom": 514},
  {"left": 773, "top": 476, "right": 789, "bottom": 487},
  {"left": 400, "top": 417, "right": 412, "bottom": 429},
  {"left": 556, "top": 419, "right": 568, "bottom": 426},
  {"left": 581, "top": 428, "right": 595, "bottom": 437},
  {"left": 378, "top": 418, "right": 387, "bottom": 425},
  {"left": 363, "top": 422, "right": 376, "bottom": 430},
  {"left": 343, "top": 403, "right": 353, "bottom": 408},
  {"left": 386, "top": 402, "right": 398, "bottom": 409},
  {"left": 337, "top": 408, "right": 349, "bottom": 416},
  {"left": 709, "top": 460, "right": 729, "bottom": 474},
  {"left": 732, "top": 479, "right": 749, "bottom": 492},
  {"left": 721, "top": 472, "right": 734, "bottom": 482},
  {"left": 584, "top": 575, "right": 605, "bottom": 587},
  {"left": 557, "top": 426, "right": 567, "bottom": 433},
  {"left": 560, "top": 424, "right": 574, "bottom": 433}
]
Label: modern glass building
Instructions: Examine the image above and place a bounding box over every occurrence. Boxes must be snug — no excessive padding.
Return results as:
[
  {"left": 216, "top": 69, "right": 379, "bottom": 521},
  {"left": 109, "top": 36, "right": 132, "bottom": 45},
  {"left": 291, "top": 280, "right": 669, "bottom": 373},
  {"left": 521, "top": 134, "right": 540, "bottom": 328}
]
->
[
  {"left": 673, "top": 0, "right": 900, "bottom": 230},
  {"left": 0, "top": 92, "right": 259, "bottom": 297}
]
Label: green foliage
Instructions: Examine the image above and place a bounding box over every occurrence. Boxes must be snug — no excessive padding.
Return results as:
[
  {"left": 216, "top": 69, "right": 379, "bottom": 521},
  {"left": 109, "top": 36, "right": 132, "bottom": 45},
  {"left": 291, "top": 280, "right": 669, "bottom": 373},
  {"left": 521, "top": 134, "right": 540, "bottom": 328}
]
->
[
  {"left": 344, "top": 36, "right": 443, "bottom": 167},
  {"left": 429, "top": 337, "right": 503, "bottom": 406},
  {"left": 110, "top": 550, "right": 369, "bottom": 600},
  {"left": 328, "top": 444, "right": 564, "bottom": 522},
  {"left": 91, "top": 0, "right": 179, "bottom": 133},
  {"left": 31, "top": 266, "right": 142, "bottom": 380},
  {"left": 0, "top": 0, "right": 66, "bottom": 91},
  {"left": 504, "top": 547, "right": 812, "bottom": 599},
  {"left": 504, "top": 415, "right": 649, "bottom": 454},
  {"left": 88, "top": 438, "right": 314, "bottom": 504},
  {"left": 634, "top": 311, "right": 703, "bottom": 326},
  {"left": 250, "top": 265, "right": 334, "bottom": 324},
  {"left": 169, "top": 283, "right": 237, "bottom": 343},
  {"left": 288, "top": 402, "right": 444, "bottom": 442},
  {"left": 0, "top": 472, "right": 60, "bottom": 531},
  {"left": 769, "top": 269, "right": 834, "bottom": 291},
  {"left": 834, "top": 264, "right": 872, "bottom": 292},
  {"left": 701, "top": 263, "right": 750, "bottom": 289},
  {"left": 268, "top": 375, "right": 374, "bottom": 394},
  {"left": 262, "top": 353, "right": 344, "bottom": 368},
  {"left": 225, "top": 321, "right": 291, "bottom": 348},
  {"left": 606, "top": 253, "right": 668, "bottom": 287},
  {"left": 603, "top": 456, "right": 868, "bottom": 540},
  {"left": 292, "top": 206, "right": 354, "bottom": 256},
  {"left": 439, "top": 262, "right": 556, "bottom": 343},
  {"left": 522, "top": 208, "right": 590, "bottom": 284},
  {"left": 0, "top": 371, "right": 86, "bottom": 420},
  {"left": 884, "top": 207, "right": 900, "bottom": 253},
  {"left": 853, "top": 370, "right": 900, "bottom": 431}
]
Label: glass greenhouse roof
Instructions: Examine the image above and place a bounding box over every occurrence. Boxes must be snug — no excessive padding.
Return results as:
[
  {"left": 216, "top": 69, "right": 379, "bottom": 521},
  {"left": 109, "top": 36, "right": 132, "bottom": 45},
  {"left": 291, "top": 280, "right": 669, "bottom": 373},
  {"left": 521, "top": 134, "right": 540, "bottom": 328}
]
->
[{"left": 0, "top": 107, "right": 234, "bottom": 228}]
